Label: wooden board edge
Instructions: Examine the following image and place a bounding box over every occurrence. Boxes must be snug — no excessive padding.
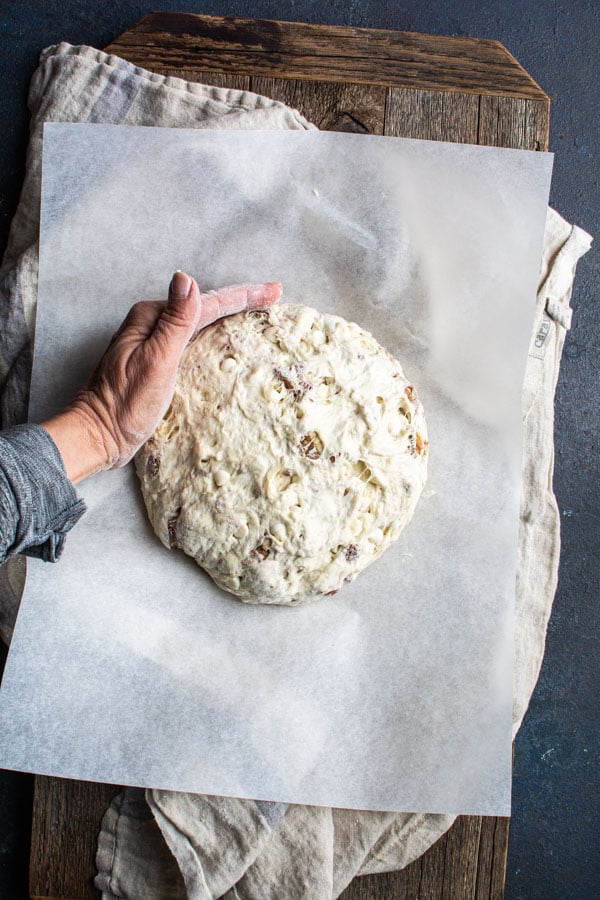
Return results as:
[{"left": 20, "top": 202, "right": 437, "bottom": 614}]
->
[
  {"left": 114, "top": 12, "right": 543, "bottom": 68},
  {"left": 104, "top": 12, "right": 549, "bottom": 100},
  {"left": 99, "top": 50, "right": 552, "bottom": 102},
  {"left": 495, "top": 41, "right": 550, "bottom": 102}
]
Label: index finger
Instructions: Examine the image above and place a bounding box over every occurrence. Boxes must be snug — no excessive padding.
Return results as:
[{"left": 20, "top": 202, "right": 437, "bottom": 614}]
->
[{"left": 194, "top": 281, "right": 282, "bottom": 335}]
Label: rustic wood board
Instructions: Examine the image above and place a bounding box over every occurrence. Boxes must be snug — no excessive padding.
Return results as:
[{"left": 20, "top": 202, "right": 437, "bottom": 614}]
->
[
  {"left": 30, "top": 13, "right": 549, "bottom": 900},
  {"left": 104, "top": 12, "right": 548, "bottom": 99},
  {"left": 104, "top": 13, "right": 549, "bottom": 149}
]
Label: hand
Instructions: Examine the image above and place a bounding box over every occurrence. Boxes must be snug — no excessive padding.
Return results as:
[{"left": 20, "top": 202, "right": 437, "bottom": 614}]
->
[{"left": 42, "top": 272, "right": 282, "bottom": 483}]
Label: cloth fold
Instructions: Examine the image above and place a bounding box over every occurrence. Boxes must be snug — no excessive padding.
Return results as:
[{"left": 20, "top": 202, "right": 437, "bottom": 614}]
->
[{"left": 0, "top": 43, "right": 592, "bottom": 900}]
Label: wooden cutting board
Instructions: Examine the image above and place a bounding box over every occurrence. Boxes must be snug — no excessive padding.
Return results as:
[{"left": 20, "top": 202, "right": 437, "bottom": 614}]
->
[{"left": 29, "top": 14, "right": 549, "bottom": 900}]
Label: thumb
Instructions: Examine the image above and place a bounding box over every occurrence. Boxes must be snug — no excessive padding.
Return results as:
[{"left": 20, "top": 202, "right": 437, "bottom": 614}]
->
[{"left": 152, "top": 271, "right": 202, "bottom": 355}]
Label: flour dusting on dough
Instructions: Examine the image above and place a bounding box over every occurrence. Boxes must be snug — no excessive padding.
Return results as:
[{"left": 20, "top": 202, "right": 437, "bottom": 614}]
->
[{"left": 135, "top": 303, "right": 428, "bottom": 605}]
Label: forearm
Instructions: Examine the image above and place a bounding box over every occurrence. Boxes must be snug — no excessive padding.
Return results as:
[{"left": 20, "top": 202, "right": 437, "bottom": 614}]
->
[{"left": 41, "top": 406, "right": 111, "bottom": 484}]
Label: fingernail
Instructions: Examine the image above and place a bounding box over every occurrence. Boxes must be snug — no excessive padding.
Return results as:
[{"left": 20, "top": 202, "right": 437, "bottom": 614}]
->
[{"left": 169, "top": 271, "right": 192, "bottom": 299}]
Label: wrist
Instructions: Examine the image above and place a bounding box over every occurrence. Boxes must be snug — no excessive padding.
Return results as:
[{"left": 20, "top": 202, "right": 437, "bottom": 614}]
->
[{"left": 41, "top": 404, "right": 116, "bottom": 484}]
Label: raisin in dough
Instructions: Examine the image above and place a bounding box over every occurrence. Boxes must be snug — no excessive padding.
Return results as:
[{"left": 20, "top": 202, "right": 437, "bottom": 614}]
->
[{"left": 135, "top": 303, "right": 428, "bottom": 605}]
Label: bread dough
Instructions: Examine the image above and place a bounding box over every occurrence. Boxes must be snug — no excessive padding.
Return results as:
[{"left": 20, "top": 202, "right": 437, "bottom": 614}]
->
[{"left": 135, "top": 303, "right": 428, "bottom": 604}]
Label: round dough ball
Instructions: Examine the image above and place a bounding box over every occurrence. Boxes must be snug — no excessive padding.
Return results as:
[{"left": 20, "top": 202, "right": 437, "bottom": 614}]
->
[{"left": 135, "top": 303, "right": 428, "bottom": 605}]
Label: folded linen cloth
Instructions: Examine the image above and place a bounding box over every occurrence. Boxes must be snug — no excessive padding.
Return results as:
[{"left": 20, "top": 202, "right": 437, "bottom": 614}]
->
[{"left": 0, "top": 43, "right": 592, "bottom": 900}]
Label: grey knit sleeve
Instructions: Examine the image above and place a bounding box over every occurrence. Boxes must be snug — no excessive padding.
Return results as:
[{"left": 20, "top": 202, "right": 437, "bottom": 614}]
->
[{"left": 0, "top": 424, "right": 86, "bottom": 564}]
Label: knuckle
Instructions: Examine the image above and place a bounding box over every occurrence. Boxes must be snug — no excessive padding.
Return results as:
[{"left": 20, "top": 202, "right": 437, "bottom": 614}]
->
[{"left": 127, "top": 300, "right": 148, "bottom": 318}]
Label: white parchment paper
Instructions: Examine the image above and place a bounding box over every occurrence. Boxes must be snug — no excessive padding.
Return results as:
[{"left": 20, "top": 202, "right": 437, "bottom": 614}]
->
[{"left": 0, "top": 124, "right": 552, "bottom": 814}]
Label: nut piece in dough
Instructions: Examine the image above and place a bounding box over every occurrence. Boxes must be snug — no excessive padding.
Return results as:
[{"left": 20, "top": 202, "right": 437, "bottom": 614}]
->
[{"left": 135, "top": 303, "right": 428, "bottom": 605}]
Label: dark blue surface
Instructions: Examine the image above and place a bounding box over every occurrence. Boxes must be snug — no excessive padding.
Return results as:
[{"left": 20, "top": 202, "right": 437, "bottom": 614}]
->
[{"left": 0, "top": 2, "right": 598, "bottom": 898}]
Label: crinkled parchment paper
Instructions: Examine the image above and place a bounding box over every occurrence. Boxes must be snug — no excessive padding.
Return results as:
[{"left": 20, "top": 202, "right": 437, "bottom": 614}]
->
[{"left": 0, "top": 125, "right": 552, "bottom": 813}]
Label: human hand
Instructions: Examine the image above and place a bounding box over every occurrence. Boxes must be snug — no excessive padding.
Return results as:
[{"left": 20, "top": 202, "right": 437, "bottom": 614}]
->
[{"left": 42, "top": 272, "right": 282, "bottom": 483}]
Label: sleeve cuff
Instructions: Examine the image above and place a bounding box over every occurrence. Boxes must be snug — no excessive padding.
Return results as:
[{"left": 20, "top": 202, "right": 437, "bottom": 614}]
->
[{"left": 0, "top": 424, "right": 86, "bottom": 563}]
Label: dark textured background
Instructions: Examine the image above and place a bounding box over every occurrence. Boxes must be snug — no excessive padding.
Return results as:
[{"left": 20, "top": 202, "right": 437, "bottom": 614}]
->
[{"left": 0, "top": 2, "right": 598, "bottom": 898}]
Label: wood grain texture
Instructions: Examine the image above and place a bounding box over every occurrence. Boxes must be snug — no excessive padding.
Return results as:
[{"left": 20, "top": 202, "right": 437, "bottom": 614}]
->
[
  {"left": 30, "top": 14, "right": 539, "bottom": 899},
  {"left": 252, "top": 77, "right": 386, "bottom": 134},
  {"left": 385, "top": 88, "right": 479, "bottom": 143},
  {"left": 29, "top": 777, "right": 117, "bottom": 900},
  {"left": 478, "top": 95, "right": 550, "bottom": 151},
  {"left": 104, "top": 13, "right": 549, "bottom": 100},
  {"left": 157, "top": 68, "right": 250, "bottom": 91},
  {"left": 340, "top": 817, "right": 509, "bottom": 900},
  {"left": 475, "top": 817, "right": 511, "bottom": 899}
]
